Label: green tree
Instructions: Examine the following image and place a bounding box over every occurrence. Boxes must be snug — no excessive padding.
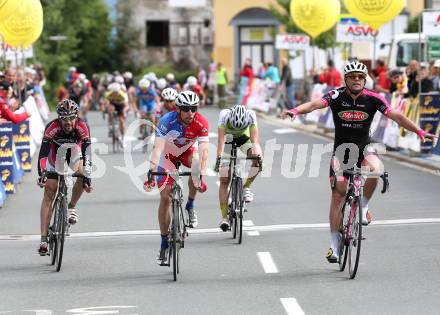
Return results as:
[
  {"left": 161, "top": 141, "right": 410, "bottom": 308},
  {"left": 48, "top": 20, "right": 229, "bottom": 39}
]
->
[
  {"left": 35, "top": 0, "right": 112, "bottom": 103},
  {"left": 269, "top": 0, "right": 337, "bottom": 50},
  {"left": 406, "top": 14, "right": 420, "bottom": 33}
]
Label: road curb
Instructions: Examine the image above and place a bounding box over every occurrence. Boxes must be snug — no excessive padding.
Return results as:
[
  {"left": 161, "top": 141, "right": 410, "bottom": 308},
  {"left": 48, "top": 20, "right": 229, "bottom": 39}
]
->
[{"left": 257, "top": 112, "right": 440, "bottom": 172}]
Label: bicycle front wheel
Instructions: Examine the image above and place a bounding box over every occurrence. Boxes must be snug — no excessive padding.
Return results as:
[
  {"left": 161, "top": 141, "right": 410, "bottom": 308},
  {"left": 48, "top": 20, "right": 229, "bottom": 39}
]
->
[
  {"left": 171, "top": 200, "right": 179, "bottom": 281},
  {"left": 348, "top": 196, "right": 362, "bottom": 279},
  {"left": 49, "top": 197, "right": 62, "bottom": 266},
  {"left": 339, "top": 197, "right": 350, "bottom": 272},
  {"left": 55, "top": 198, "right": 67, "bottom": 272},
  {"left": 236, "top": 177, "right": 244, "bottom": 245}
]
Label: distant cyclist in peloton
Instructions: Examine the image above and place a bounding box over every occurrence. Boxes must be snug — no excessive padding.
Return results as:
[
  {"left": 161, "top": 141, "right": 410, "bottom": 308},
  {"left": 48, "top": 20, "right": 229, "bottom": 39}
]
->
[
  {"left": 37, "top": 99, "right": 92, "bottom": 255},
  {"left": 282, "top": 60, "right": 437, "bottom": 263},
  {"left": 135, "top": 78, "right": 158, "bottom": 139},
  {"left": 215, "top": 104, "right": 262, "bottom": 231},
  {"left": 156, "top": 87, "right": 178, "bottom": 120},
  {"left": 104, "top": 82, "right": 128, "bottom": 140},
  {"left": 144, "top": 91, "right": 209, "bottom": 265}
]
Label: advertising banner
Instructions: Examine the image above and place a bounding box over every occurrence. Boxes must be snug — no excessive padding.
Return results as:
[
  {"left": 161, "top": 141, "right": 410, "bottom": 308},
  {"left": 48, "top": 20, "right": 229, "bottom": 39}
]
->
[
  {"left": 12, "top": 121, "right": 32, "bottom": 172},
  {"left": 275, "top": 34, "right": 310, "bottom": 50},
  {"left": 419, "top": 93, "right": 440, "bottom": 154},
  {"left": 336, "top": 23, "right": 379, "bottom": 43},
  {"left": 0, "top": 123, "right": 15, "bottom": 194},
  {"left": 422, "top": 11, "right": 440, "bottom": 36}
]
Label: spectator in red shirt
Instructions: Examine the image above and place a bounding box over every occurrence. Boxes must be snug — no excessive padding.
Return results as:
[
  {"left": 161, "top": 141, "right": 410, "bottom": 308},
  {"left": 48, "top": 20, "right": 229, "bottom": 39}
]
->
[
  {"left": 183, "top": 76, "right": 205, "bottom": 105},
  {"left": 319, "top": 60, "right": 341, "bottom": 89},
  {"left": 0, "top": 90, "right": 31, "bottom": 123}
]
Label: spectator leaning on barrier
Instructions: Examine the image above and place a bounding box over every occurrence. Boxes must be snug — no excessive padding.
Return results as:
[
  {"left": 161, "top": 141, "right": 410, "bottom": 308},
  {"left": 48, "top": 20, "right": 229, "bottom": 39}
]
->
[
  {"left": 0, "top": 89, "right": 31, "bottom": 124},
  {"left": 281, "top": 57, "right": 295, "bottom": 110},
  {"left": 420, "top": 66, "right": 434, "bottom": 93},
  {"left": 389, "top": 69, "right": 408, "bottom": 96},
  {"left": 405, "top": 60, "right": 419, "bottom": 98},
  {"left": 431, "top": 60, "right": 440, "bottom": 92},
  {"left": 265, "top": 62, "right": 280, "bottom": 85}
]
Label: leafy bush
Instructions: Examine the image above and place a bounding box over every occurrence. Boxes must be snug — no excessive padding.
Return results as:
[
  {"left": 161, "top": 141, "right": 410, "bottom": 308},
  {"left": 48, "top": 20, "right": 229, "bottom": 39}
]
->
[{"left": 138, "top": 64, "right": 195, "bottom": 85}]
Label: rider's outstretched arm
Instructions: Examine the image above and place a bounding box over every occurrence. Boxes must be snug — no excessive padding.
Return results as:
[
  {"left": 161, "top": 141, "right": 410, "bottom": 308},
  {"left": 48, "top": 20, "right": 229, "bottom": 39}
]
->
[
  {"left": 387, "top": 110, "right": 437, "bottom": 142},
  {"left": 282, "top": 99, "right": 326, "bottom": 118}
]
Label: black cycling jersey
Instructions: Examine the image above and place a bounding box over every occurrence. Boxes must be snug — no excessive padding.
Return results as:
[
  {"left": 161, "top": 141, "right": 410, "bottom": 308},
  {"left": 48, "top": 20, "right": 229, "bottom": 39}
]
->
[{"left": 321, "top": 87, "right": 392, "bottom": 148}]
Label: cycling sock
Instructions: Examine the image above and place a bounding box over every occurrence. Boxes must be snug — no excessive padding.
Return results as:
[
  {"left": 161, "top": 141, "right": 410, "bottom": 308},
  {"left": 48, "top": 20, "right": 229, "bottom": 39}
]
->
[
  {"left": 244, "top": 178, "right": 253, "bottom": 188},
  {"left": 220, "top": 203, "right": 228, "bottom": 219},
  {"left": 41, "top": 235, "right": 48, "bottom": 243},
  {"left": 185, "top": 197, "right": 194, "bottom": 211},
  {"left": 330, "top": 232, "right": 341, "bottom": 252},
  {"left": 361, "top": 196, "right": 369, "bottom": 220},
  {"left": 160, "top": 234, "right": 169, "bottom": 249}
]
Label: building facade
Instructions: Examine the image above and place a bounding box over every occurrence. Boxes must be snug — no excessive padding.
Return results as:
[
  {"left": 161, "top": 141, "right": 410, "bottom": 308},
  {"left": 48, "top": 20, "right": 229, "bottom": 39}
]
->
[
  {"left": 213, "top": 0, "right": 281, "bottom": 83},
  {"left": 117, "top": 0, "right": 213, "bottom": 69}
]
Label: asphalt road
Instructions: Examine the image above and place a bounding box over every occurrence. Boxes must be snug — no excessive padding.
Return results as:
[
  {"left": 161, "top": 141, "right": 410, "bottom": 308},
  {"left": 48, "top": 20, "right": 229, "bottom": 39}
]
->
[{"left": 0, "top": 108, "right": 439, "bottom": 315}]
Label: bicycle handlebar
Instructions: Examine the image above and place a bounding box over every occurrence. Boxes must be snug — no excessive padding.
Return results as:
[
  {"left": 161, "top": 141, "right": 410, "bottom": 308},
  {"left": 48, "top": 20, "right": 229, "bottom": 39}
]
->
[
  {"left": 342, "top": 168, "right": 390, "bottom": 194},
  {"left": 150, "top": 171, "right": 192, "bottom": 177}
]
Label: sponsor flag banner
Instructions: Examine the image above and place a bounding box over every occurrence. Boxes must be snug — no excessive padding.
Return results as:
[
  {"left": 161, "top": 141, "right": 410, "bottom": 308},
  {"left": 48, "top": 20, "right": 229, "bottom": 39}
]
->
[
  {"left": 419, "top": 93, "right": 440, "bottom": 154},
  {"left": 398, "top": 97, "right": 420, "bottom": 152},
  {"left": 0, "top": 123, "right": 15, "bottom": 194},
  {"left": 275, "top": 34, "right": 310, "bottom": 50},
  {"left": 336, "top": 23, "right": 379, "bottom": 42},
  {"left": 12, "top": 121, "right": 31, "bottom": 172},
  {"left": 422, "top": 11, "right": 440, "bottom": 36}
]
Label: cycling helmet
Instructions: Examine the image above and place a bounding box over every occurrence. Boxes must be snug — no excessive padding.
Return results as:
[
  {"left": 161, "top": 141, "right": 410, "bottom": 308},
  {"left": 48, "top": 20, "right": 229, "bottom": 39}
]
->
[
  {"left": 145, "top": 72, "right": 157, "bottom": 83},
  {"left": 115, "top": 75, "right": 124, "bottom": 84},
  {"left": 108, "top": 82, "right": 121, "bottom": 93},
  {"left": 123, "top": 71, "right": 133, "bottom": 79},
  {"left": 176, "top": 90, "right": 199, "bottom": 107},
  {"left": 344, "top": 61, "right": 368, "bottom": 76},
  {"left": 69, "top": 66, "right": 76, "bottom": 72},
  {"left": 157, "top": 78, "right": 167, "bottom": 90},
  {"left": 229, "top": 104, "right": 249, "bottom": 130},
  {"left": 78, "top": 73, "right": 86, "bottom": 81},
  {"left": 138, "top": 78, "right": 150, "bottom": 89},
  {"left": 162, "top": 88, "right": 178, "bottom": 101},
  {"left": 57, "top": 99, "right": 79, "bottom": 117},
  {"left": 166, "top": 73, "right": 175, "bottom": 81},
  {"left": 187, "top": 76, "right": 197, "bottom": 86}
]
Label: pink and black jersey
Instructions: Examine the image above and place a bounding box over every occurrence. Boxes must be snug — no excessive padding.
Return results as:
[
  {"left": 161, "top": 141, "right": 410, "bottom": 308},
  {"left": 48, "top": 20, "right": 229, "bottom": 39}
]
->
[
  {"left": 38, "top": 118, "right": 91, "bottom": 177},
  {"left": 321, "top": 87, "right": 392, "bottom": 148}
]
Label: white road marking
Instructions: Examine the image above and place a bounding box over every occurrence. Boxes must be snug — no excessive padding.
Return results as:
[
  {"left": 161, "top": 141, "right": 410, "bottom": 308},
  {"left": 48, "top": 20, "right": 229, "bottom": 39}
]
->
[
  {"left": 3, "top": 218, "right": 440, "bottom": 241},
  {"left": 243, "top": 220, "right": 254, "bottom": 227},
  {"left": 257, "top": 252, "right": 279, "bottom": 273},
  {"left": 273, "top": 128, "right": 297, "bottom": 134},
  {"left": 247, "top": 231, "right": 260, "bottom": 236},
  {"left": 280, "top": 298, "right": 306, "bottom": 315}
]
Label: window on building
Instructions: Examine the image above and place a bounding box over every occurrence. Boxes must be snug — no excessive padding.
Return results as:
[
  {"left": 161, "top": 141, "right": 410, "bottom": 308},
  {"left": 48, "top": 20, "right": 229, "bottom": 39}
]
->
[{"left": 146, "top": 21, "right": 169, "bottom": 47}]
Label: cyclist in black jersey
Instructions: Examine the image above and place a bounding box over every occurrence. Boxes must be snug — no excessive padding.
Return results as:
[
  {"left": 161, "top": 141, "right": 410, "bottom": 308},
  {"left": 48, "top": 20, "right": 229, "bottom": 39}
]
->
[{"left": 282, "top": 60, "right": 437, "bottom": 264}]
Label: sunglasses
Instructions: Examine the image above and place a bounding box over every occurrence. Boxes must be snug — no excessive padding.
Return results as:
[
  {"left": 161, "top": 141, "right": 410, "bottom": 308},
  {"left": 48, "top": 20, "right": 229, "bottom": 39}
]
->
[
  {"left": 346, "top": 74, "right": 366, "bottom": 80},
  {"left": 179, "top": 106, "right": 197, "bottom": 113},
  {"left": 60, "top": 115, "right": 77, "bottom": 121}
]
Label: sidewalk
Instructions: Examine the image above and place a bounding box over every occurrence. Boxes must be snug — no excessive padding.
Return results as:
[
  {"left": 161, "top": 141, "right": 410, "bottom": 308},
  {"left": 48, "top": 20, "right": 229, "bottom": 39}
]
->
[{"left": 257, "top": 112, "right": 440, "bottom": 172}]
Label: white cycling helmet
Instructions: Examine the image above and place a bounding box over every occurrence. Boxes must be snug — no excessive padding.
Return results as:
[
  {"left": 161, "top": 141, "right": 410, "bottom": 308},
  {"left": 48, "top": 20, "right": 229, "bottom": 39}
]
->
[
  {"left": 166, "top": 73, "right": 175, "bottom": 81},
  {"left": 176, "top": 90, "right": 199, "bottom": 107},
  {"left": 162, "top": 88, "right": 178, "bottom": 101},
  {"left": 344, "top": 61, "right": 368, "bottom": 76},
  {"left": 157, "top": 78, "right": 167, "bottom": 90},
  {"left": 139, "top": 78, "right": 150, "bottom": 89},
  {"left": 229, "top": 104, "right": 249, "bottom": 130},
  {"left": 145, "top": 72, "right": 157, "bottom": 83},
  {"left": 78, "top": 73, "right": 86, "bottom": 81},
  {"left": 108, "top": 82, "right": 121, "bottom": 93},
  {"left": 123, "top": 71, "right": 133, "bottom": 79},
  {"left": 186, "top": 76, "right": 197, "bottom": 86},
  {"left": 115, "top": 75, "right": 124, "bottom": 84}
]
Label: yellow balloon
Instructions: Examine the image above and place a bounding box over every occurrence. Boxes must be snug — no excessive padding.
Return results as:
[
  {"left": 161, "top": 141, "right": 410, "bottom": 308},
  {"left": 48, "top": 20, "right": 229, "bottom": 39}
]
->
[
  {"left": 0, "top": 0, "right": 43, "bottom": 47},
  {"left": 290, "top": 0, "right": 340, "bottom": 38},
  {"left": 344, "top": 0, "right": 405, "bottom": 30},
  {"left": 0, "top": 0, "right": 21, "bottom": 22}
]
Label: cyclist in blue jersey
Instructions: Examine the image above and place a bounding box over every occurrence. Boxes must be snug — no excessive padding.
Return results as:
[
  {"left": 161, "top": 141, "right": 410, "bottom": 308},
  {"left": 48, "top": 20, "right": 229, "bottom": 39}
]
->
[{"left": 135, "top": 78, "right": 159, "bottom": 138}]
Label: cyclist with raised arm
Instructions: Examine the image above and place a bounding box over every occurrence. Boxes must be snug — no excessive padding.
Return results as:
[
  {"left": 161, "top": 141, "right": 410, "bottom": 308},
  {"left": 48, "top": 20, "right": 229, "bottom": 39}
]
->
[
  {"left": 37, "top": 99, "right": 92, "bottom": 255},
  {"left": 215, "top": 104, "right": 263, "bottom": 231},
  {"left": 104, "top": 82, "right": 128, "bottom": 140},
  {"left": 143, "top": 91, "right": 209, "bottom": 265},
  {"left": 282, "top": 61, "right": 437, "bottom": 263}
]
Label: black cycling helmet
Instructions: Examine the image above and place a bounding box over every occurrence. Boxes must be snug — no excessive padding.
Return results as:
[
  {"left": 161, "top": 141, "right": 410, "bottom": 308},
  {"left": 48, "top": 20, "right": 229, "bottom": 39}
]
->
[{"left": 57, "top": 99, "right": 79, "bottom": 117}]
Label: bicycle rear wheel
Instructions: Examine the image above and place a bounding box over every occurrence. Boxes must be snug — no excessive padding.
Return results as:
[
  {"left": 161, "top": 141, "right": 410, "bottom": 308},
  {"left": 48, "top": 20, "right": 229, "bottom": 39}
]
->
[
  {"left": 55, "top": 198, "right": 67, "bottom": 272},
  {"left": 338, "top": 197, "right": 350, "bottom": 272},
  {"left": 348, "top": 196, "right": 362, "bottom": 279},
  {"left": 236, "top": 177, "right": 244, "bottom": 245},
  {"left": 49, "top": 197, "right": 62, "bottom": 265}
]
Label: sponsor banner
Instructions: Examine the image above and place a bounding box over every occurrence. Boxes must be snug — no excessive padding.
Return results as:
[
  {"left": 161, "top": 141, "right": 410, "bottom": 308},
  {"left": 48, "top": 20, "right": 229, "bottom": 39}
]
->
[
  {"left": 0, "top": 123, "right": 14, "bottom": 194},
  {"left": 419, "top": 93, "right": 440, "bottom": 154},
  {"left": 398, "top": 97, "right": 420, "bottom": 152},
  {"left": 12, "top": 121, "right": 32, "bottom": 172},
  {"left": 0, "top": 180, "right": 6, "bottom": 207},
  {"left": 336, "top": 23, "right": 379, "bottom": 43},
  {"left": 422, "top": 11, "right": 440, "bottom": 36},
  {"left": 275, "top": 34, "right": 310, "bottom": 50},
  {"left": 20, "top": 96, "right": 45, "bottom": 156},
  {"left": 0, "top": 43, "right": 33, "bottom": 61}
]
